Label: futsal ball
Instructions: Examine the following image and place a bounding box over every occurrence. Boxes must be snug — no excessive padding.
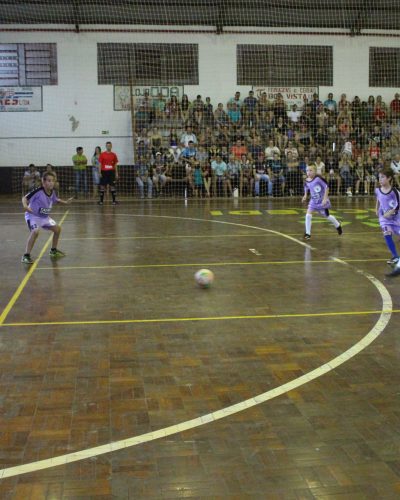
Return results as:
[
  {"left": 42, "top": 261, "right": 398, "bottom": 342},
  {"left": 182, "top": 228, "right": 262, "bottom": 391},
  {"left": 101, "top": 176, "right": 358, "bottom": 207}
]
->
[{"left": 194, "top": 269, "right": 214, "bottom": 288}]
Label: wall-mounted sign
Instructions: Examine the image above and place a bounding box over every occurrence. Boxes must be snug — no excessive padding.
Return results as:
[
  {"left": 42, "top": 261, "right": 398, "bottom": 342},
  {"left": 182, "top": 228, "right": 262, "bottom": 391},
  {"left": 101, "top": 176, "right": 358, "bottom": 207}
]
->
[
  {"left": 0, "top": 86, "right": 43, "bottom": 112},
  {"left": 253, "top": 86, "right": 319, "bottom": 108},
  {"left": 114, "top": 85, "right": 184, "bottom": 111}
]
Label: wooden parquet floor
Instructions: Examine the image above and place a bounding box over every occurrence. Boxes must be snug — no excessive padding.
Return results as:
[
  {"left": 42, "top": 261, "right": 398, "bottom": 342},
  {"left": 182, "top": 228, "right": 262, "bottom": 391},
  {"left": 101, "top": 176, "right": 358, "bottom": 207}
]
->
[{"left": 0, "top": 197, "right": 399, "bottom": 499}]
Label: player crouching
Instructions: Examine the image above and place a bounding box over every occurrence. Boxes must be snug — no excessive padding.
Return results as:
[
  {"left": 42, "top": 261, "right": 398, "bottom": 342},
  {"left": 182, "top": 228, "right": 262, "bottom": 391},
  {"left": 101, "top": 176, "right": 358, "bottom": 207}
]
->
[{"left": 21, "top": 172, "right": 72, "bottom": 264}]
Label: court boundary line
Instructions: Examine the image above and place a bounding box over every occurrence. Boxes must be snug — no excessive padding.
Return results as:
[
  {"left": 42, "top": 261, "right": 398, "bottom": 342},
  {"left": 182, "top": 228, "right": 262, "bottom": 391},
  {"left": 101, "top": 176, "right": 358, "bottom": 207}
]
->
[
  {"left": 0, "top": 210, "right": 70, "bottom": 326},
  {"left": 0, "top": 265, "right": 392, "bottom": 479},
  {"left": 1, "top": 308, "right": 396, "bottom": 328}
]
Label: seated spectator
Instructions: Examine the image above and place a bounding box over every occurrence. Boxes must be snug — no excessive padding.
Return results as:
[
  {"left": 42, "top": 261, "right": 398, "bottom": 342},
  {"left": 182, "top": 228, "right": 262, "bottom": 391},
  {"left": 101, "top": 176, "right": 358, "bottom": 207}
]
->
[
  {"left": 149, "top": 127, "right": 163, "bottom": 154},
  {"left": 268, "top": 152, "right": 285, "bottom": 196},
  {"left": 258, "top": 111, "right": 275, "bottom": 137},
  {"left": 192, "top": 107, "right": 204, "bottom": 132},
  {"left": 227, "top": 102, "right": 242, "bottom": 127},
  {"left": 152, "top": 152, "right": 170, "bottom": 195},
  {"left": 284, "top": 140, "right": 299, "bottom": 160},
  {"left": 326, "top": 154, "right": 341, "bottom": 195},
  {"left": 137, "top": 139, "right": 150, "bottom": 160},
  {"left": 248, "top": 137, "right": 264, "bottom": 160},
  {"left": 265, "top": 139, "right": 280, "bottom": 160},
  {"left": 169, "top": 128, "right": 180, "bottom": 149},
  {"left": 201, "top": 162, "right": 212, "bottom": 197},
  {"left": 216, "top": 125, "right": 231, "bottom": 148},
  {"left": 368, "top": 139, "right": 380, "bottom": 160},
  {"left": 166, "top": 95, "right": 181, "bottom": 123},
  {"left": 214, "top": 103, "right": 229, "bottom": 128},
  {"left": 314, "top": 127, "right": 329, "bottom": 153},
  {"left": 180, "top": 125, "right": 197, "bottom": 148},
  {"left": 180, "top": 140, "right": 197, "bottom": 163},
  {"left": 135, "top": 104, "right": 151, "bottom": 131},
  {"left": 180, "top": 94, "right": 192, "bottom": 124},
  {"left": 152, "top": 93, "right": 166, "bottom": 123},
  {"left": 353, "top": 155, "right": 369, "bottom": 194},
  {"left": 287, "top": 103, "right": 302, "bottom": 125},
  {"left": 376, "top": 95, "right": 388, "bottom": 113},
  {"left": 390, "top": 93, "right": 400, "bottom": 120},
  {"left": 253, "top": 153, "right": 272, "bottom": 196},
  {"left": 22, "top": 164, "right": 41, "bottom": 192},
  {"left": 374, "top": 103, "right": 386, "bottom": 124},
  {"left": 324, "top": 93, "right": 337, "bottom": 114},
  {"left": 316, "top": 104, "right": 328, "bottom": 129},
  {"left": 211, "top": 155, "right": 228, "bottom": 196},
  {"left": 231, "top": 138, "right": 248, "bottom": 160},
  {"left": 351, "top": 96, "right": 362, "bottom": 121},
  {"left": 135, "top": 157, "right": 153, "bottom": 199},
  {"left": 314, "top": 155, "right": 325, "bottom": 176}
]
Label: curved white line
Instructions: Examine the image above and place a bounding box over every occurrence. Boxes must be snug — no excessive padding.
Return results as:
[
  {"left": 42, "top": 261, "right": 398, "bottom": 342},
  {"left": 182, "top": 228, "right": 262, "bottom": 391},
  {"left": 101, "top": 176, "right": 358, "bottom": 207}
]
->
[{"left": 0, "top": 219, "right": 391, "bottom": 479}]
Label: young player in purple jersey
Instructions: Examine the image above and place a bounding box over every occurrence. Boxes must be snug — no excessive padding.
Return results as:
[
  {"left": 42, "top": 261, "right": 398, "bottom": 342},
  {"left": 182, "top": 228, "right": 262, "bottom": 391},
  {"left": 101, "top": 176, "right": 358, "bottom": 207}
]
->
[
  {"left": 375, "top": 167, "right": 400, "bottom": 277},
  {"left": 21, "top": 172, "right": 72, "bottom": 264},
  {"left": 302, "top": 164, "right": 342, "bottom": 239}
]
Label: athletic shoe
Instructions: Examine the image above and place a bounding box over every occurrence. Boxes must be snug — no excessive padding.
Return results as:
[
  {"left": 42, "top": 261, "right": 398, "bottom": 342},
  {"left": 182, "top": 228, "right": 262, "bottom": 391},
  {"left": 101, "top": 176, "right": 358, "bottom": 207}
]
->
[
  {"left": 112, "top": 200, "right": 119, "bottom": 205},
  {"left": 336, "top": 225, "right": 343, "bottom": 235},
  {"left": 304, "top": 233, "right": 311, "bottom": 240},
  {"left": 21, "top": 255, "right": 34, "bottom": 264},
  {"left": 387, "top": 266, "right": 400, "bottom": 277},
  {"left": 387, "top": 257, "right": 400, "bottom": 266},
  {"left": 97, "top": 201, "right": 103, "bottom": 205},
  {"left": 49, "top": 249, "right": 66, "bottom": 258}
]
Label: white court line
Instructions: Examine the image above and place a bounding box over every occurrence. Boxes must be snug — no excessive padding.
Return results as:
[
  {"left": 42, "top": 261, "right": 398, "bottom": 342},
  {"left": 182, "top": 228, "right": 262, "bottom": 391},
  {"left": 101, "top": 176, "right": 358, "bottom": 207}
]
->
[{"left": 0, "top": 264, "right": 392, "bottom": 479}]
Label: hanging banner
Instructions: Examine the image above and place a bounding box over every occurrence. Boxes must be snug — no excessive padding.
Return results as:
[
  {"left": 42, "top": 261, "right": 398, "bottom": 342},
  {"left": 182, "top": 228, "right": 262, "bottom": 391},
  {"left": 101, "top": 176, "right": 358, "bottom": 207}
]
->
[
  {"left": 253, "top": 86, "right": 318, "bottom": 109},
  {"left": 114, "top": 85, "right": 184, "bottom": 111},
  {"left": 0, "top": 86, "right": 43, "bottom": 112}
]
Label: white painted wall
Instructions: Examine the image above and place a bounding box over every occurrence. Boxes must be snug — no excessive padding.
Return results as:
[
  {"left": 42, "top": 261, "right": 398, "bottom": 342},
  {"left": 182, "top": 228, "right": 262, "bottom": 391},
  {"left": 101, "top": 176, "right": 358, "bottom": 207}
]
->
[{"left": 0, "top": 28, "right": 399, "bottom": 166}]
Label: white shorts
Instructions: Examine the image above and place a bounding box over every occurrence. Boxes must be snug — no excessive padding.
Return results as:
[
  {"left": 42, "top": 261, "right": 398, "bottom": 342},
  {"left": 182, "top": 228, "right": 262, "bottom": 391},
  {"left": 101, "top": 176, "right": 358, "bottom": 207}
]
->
[{"left": 25, "top": 213, "right": 56, "bottom": 231}]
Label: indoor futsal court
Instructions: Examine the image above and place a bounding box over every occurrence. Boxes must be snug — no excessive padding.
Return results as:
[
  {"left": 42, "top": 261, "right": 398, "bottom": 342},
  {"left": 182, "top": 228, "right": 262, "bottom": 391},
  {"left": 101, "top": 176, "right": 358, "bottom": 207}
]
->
[
  {"left": 2, "top": 0, "right": 400, "bottom": 498},
  {"left": 0, "top": 196, "right": 400, "bottom": 498}
]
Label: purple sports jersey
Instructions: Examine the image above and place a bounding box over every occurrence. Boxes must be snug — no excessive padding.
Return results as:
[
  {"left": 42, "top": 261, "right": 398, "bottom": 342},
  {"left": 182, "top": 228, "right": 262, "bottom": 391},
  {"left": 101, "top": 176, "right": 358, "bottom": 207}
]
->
[
  {"left": 304, "top": 175, "right": 331, "bottom": 211},
  {"left": 375, "top": 187, "right": 400, "bottom": 232},
  {"left": 25, "top": 187, "right": 59, "bottom": 218}
]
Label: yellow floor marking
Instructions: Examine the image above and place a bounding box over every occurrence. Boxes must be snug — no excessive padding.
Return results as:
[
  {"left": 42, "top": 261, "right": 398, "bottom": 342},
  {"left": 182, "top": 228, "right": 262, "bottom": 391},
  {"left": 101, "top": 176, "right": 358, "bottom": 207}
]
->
[
  {"left": 0, "top": 210, "right": 70, "bottom": 326},
  {"left": 0, "top": 267, "right": 392, "bottom": 479},
  {"left": 2, "top": 309, "right": 397, "bottom": 328}
]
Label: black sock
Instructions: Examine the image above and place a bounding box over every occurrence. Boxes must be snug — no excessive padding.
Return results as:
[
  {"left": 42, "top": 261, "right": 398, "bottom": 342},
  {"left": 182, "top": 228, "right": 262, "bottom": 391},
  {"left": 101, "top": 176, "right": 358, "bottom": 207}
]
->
[
  {"left": 111, "top": 190, "right": 116, "bottom": 202},
  {"left": 100, "top": 190, "right": 104, "bottom": 202},
  {"left": 51, "top": 247, "right": 56, "bottom": 252},
  {"left": 24, "top": 253, "right": 30, "bottom": 257}
]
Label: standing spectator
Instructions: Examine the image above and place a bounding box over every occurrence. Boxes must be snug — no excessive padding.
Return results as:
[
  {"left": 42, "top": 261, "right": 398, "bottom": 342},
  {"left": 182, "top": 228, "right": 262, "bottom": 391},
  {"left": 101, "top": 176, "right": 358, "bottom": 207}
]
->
[
  {"left": 272, "top": 93, "right": 287, "bottom": 120},
  {"left": 268, "top": 152, "right": 285, "bottom": 196},
  {"left": 227, "top": 102, "right": 242, "bottom": 127},
  {"left": 203, "top": 97, "right": 214, "bottom": 128},
  {"left": 242, "top": 90, "right": 258, "bottom": 127},
  {"left": 22, "top": 164, "right": 41, "bottom": 193},
  {"left": 135, "top": 156, "right": 152, "bottom": 199},
  {"left": 226, "top": 154, "right": 241, "bottom": 196},
  {"left": 98, "top": 141, "right": 119, "bottom": 205},
  {"left": 339, "top": 154, "right": 354, "bottom": 196},
  {"left": 390, "top": 93, "right": 400, "bottom": 120},
  {"left": 149, "top": 127, "right": 163, "bottom": 155},
  {"left": 211, "top": 155, "right": 228, "bottom": 196},
  {"left": 180, "top": 94, "right": 191, "bottom": 125},
  {"left": 91, "top": 146, "right": 101, "bottom": 197},
  {"left": 227, "top": 91, "right": 242, "bottom": 110},
  {"left": 72, "top": 146, "right": 88, "bottom": 197},
  {"left": 324, "top": 93, "right": 337, "bottom": 114}
]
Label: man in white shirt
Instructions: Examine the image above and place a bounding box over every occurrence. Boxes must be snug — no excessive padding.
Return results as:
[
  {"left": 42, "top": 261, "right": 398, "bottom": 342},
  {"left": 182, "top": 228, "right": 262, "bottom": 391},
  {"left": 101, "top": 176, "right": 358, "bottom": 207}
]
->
[
  {"left": 287, "top": 104, "right": 302, "bottom": 125},
  {"left": 180, "top": 125, "right": 198, "bottom": 148}
]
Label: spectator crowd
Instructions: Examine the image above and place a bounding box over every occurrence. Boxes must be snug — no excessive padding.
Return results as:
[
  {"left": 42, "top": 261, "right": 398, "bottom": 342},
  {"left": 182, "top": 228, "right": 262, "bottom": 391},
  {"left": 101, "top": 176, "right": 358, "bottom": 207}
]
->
[{"left": 22, "top": 90, "right": 400, "bottom": 198}]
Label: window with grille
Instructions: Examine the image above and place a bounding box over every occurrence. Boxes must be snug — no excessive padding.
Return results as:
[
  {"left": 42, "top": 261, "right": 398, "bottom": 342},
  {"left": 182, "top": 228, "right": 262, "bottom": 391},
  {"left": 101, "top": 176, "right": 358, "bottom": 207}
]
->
[
  {"left": 237, "top": 45, "right": 333, "bottom": 86},
  {"left": 370, "top": 47, "right": 400, "bottom": 87},
  {"left": 97, "top": 43, "right": 199, "bottom": 85},
  {"left": 0, "top": 43, "right": 57, "bottom": 86}
]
